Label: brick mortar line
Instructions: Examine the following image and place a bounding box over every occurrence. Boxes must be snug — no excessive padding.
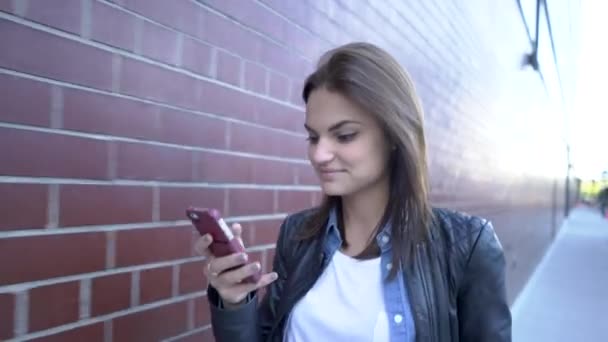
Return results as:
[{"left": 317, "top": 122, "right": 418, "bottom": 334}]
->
[
  {"left": 0, "top": 215, "right": 289, "bottom": 239},
  {"left": 92, "top": 0, "right": 314, "bottom": 66},
  {"left": 187, "top": 0, "right": 313, "bottom": 63},
  {"left": 0, "top": 66, "right": 305, "bottom": 137},
  {"left": 0, "top": 243, "right": 276, "bottom": 294},
  {"left": 4, "top": 290, "right": 209, "bottom": 342},
  {"left": 252, "top": 0, "right": 337, "bottom": 47},
  {"left": 79, "top": 278, "right": 92, "bottom": 319},
  {"left": 383, "top": 0, "right": 477, "bottom": 77},
  {"left": 0, "top": 121, "right": 308, "bottom": 164},
  {"left": 161, "top": 324, "right": 212, "bottom": 342},
  {"left": 0, "top": 11, "right": 304, "bottom": 110},
  {"left": 14, "top": 291, "right": 28, "bottom": 337},
  {"left": 0, "top": 176, "right": 319, "bottom": 189},
  {"left": 103, "top": 321, "right": 112, "bottom": 342},
  {"left": 306, "top": 0, "right": 451, "bottom": 78},
  {"left": 171, "top": 265, "right": 179, "bottom": 297}
]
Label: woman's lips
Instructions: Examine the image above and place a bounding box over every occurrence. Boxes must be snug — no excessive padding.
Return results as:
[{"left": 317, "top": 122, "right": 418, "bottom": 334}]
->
[{"left": 318, "top": 169, "right": 344, "bottom": 181}]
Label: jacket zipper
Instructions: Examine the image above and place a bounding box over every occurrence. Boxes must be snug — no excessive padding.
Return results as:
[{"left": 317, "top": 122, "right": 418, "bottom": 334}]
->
[{"left": 417, "top": 245, "right": 437, "bottom": 342}]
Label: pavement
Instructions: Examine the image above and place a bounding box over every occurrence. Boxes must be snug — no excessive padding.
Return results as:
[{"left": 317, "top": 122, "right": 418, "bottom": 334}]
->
[{"left": 512, "top": 206, "right": 608, "bottom": 341}]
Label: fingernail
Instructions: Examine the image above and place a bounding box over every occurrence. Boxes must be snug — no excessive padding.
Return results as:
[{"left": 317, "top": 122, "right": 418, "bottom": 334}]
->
[
  {"left": 270, "top": 272, "right": 278, "bottom": 281},
  {"left": 203, "top": 234, "right": 211, "bottom": 242},
  {"left": 253, "top": 262, "right": 261, "bottom": 270},
  {"left": 240, "top": 253, "right": 248, "bottom": 262}
]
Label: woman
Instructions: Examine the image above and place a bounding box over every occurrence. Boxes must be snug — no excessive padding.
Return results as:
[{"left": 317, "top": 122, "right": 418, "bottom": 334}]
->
[{"left": 194, "top": 42, "right": 512, "bottom": 341}]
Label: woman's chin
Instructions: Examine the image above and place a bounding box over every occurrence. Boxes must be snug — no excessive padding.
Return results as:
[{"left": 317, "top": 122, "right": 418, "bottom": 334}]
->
[{"left": 320, "top": 182, "right": 350, "bottom": 196}]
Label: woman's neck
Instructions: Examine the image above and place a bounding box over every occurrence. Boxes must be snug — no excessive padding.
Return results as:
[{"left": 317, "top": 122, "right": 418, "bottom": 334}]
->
[{"left": 340, "top": 176, "right": 390, "bottom": 253}]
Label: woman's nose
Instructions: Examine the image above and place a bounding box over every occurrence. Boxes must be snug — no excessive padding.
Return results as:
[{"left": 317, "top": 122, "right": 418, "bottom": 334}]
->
[{"left": 310, "top": 138, "right": 334, "bottom": 164}]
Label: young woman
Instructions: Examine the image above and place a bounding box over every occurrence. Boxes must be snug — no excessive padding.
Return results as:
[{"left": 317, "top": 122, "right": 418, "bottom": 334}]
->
[{"left": 194, "top": 42, "right": 512, "bottom": 341}]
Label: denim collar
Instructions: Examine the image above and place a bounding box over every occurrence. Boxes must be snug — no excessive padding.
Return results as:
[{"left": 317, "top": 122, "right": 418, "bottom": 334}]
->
[{"left": 324, "top": 205, "right": 393, "bottom": 253}]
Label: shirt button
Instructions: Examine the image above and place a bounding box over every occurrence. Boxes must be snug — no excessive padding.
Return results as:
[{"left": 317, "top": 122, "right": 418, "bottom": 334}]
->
[
  {"left": 386, "top": 262, "right": 392, "bottom": 271},
  {"left": 394, "top": 314, "right": 403, "bottom": 324},
  {"left": 381, "top": 235, "right": 390, "bottom": 245}
]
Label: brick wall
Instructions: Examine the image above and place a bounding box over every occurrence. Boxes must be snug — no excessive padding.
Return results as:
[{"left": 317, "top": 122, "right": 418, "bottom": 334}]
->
[{"left": 0, "top": 0, "right": 576, "bottom": 341}]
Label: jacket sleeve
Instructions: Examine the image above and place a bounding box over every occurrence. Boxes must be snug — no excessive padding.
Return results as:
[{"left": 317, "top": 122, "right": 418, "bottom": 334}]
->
[
  {"left": 208, "top": 215, "right": 291, "bottom": 342},
  {"left": 458, "top": 220, "right": 512, "bottom": 341}
]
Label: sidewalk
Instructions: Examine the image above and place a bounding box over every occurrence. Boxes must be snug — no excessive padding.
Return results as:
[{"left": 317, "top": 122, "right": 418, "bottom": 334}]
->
[{"left": 512, "top": 207, "right": 608, "bottom": 341}]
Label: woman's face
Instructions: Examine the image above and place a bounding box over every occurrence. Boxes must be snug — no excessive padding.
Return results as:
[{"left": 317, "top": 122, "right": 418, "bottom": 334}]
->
[{"left": 305, "top": 87, "right": 392, "bottom": 196}]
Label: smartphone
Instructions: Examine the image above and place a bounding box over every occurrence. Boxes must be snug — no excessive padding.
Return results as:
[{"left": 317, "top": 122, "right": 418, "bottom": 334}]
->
[{"left": 186, "top": 207, "right": 261, "bottom": 283}]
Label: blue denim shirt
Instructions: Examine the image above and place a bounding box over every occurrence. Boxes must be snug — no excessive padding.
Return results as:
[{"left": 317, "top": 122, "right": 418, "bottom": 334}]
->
[{"left": 321, "top": 207, "right": 416, "bottom": 342}]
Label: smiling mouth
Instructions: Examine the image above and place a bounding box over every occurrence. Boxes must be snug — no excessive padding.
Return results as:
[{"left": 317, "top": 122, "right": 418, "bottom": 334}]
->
[{"left": 318, "top": 170, "right": 344, "bottom": 180}]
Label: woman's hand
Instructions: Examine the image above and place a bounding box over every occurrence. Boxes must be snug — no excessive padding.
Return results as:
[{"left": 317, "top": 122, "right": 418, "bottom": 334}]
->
[{"left": 194, "top": 223, "right": 279, "bottom": 306}]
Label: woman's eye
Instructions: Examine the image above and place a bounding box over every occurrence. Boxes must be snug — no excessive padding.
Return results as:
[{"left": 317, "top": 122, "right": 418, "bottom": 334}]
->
[
  {"left": 337, "top": 133, "right": 357, "bottom": 143},
  {"left": 306, "top": 136, "right": 319, "bottom": 144}
]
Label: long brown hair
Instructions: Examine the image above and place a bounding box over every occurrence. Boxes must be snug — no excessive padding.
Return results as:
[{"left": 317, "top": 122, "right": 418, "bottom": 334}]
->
[{"left": 298, "top": 42, "right": 433, "bottom": 279}]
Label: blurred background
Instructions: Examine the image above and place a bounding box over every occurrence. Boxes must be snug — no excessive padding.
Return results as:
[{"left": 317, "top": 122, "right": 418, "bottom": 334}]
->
[{"left": 0, "top": 0, "right": 605, "bottom": 341}]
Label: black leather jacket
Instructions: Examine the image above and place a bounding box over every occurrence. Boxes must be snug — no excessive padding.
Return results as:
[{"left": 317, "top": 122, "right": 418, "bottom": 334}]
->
[{"left": 207, "top": 207, "right": 512, "bottom": 341}]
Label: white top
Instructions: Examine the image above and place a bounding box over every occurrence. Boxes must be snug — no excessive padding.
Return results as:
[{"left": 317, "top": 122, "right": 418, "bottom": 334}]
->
[{"left": 284, "top": 250, "right": 389, "bottom": 342}]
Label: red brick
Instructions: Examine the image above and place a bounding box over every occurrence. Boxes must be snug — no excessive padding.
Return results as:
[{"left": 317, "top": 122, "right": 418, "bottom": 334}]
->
[
  {"left": 0, "top": 293, "right": 14, "bottom": 340},
  {"left": 230, "top": 124, "right": 306, "bottom": 158},
  {"left": 121, "top": 0, "right": 200, "bottom": 37},
  {"left": 178, "top": 260, "right": 205, "bottom": 295},
  {"left": 24, "top": 0, "right": 81, "bottom": 34},
  {"left": 251, "top": 219, "right": 282, "bottom": 246},
  {"left": 29, "top": 323, "right": 104, "bottom": 342},
  {"left": 202, "top": 0, "right": 286, "bottom": 44},
  {"left": 91, "top": 0, "right": 136, "bottom": 51},
  {"left": 254, "top": 100, "right": 304, "bottom": 132},
  {"left": 297, "top": 165, "right": 318, "bottom": 185},
  {"left": 115, "top": 226, "right": 194, "bottom": 267},
  {"left": 172, "top": 328, "right": 215, "bottom": 342},
  {"left": 0, "top": 2, "right": 13, "bottom": 13},
  {"left": 63, "top": 88, "right": 160, "bottom": 140},
  {"left": 29, "top": 281, "right": 79, "bottom": 332},
  {"left": 158, "top": 187, "right": 225, "bottom": 221},
  {"left": 259, "top": 42, "right": 310, "bottom": 79},
  {"left": 157, "top": 108, "right": 227, "bottom": 149},
  {"left": 251, "top": 158, "right": 295, "bottom": 184},
  {"left": 247, "top": 251, "right": 264, "bottom": 273},
  {"left": 196, "top": 154, "right": 293, "bottom": 185},
  {"left": 216, "top": 50, "right": 241, "bottom": 86},
  {"left": 194, "top": 152, "right": 253, "bottom": 183},
  {"left": 265, "top": 248, "right": 276, "bottom": 274},
  {"left": 227, "top": 189, "right": 274, "bottom": 216},
  {"left": 140, "top": 266, "right": 173, "bottom": 304},
  {"left": 259, "top": 0, "right": 312, "bottom": 31},
  {"left": 116, "top": 142, "right": 193, "bottom": 181},
  {"left": 0, "top": 73, "right": 51, "bottom": 127},
  {"left": 201, "top": 10, "right": 261, "bottom": 62},
  {"left": 244, "top": 61, "right": 267, "bottom": 94},
  {"left": 120, "top": 57, "right": 198, "bottom": 109},
  {"left": 290, "top": 79, "right": 305, "bottom": 106},
  {"left": 181, "top": 37, "right": 213, "bottom": 76},
  {"left": 285, "top": 24, "right": 326, "bottom": 61},
  {"left": 0, "top": 20, "right": 113, "bottom": 90},
  {"left": 91, "top": 273, "right": 131, "bottom": 316},
  {"left": 0, "top": 127, "right": 109, "bottom": 179},
  {"left": 59, "top": 185, "right": 153, "bottom": 227},
  {"left": 199, "top": 81, "right": 256, "bottom": 121},
  {"left": 0, "top": 183, "right": 48, "bottom": 231},
  {"left": 277, "top": 191, "right": 313, "bottom": 213},
  {"left": 268, "top": 71, "right": 289, "bottom": 101},
  {"left": 113, "top": 301, "right": 188, "bottom": 341},
  {"left": 0, "top": 232, "right": 105, "bottom": 285},
  {"left": 141, "top": 20, "right": 179, "bottom": 65},
  {"left": 193, "top": 296, "right": 210, "bottom": 327}
]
